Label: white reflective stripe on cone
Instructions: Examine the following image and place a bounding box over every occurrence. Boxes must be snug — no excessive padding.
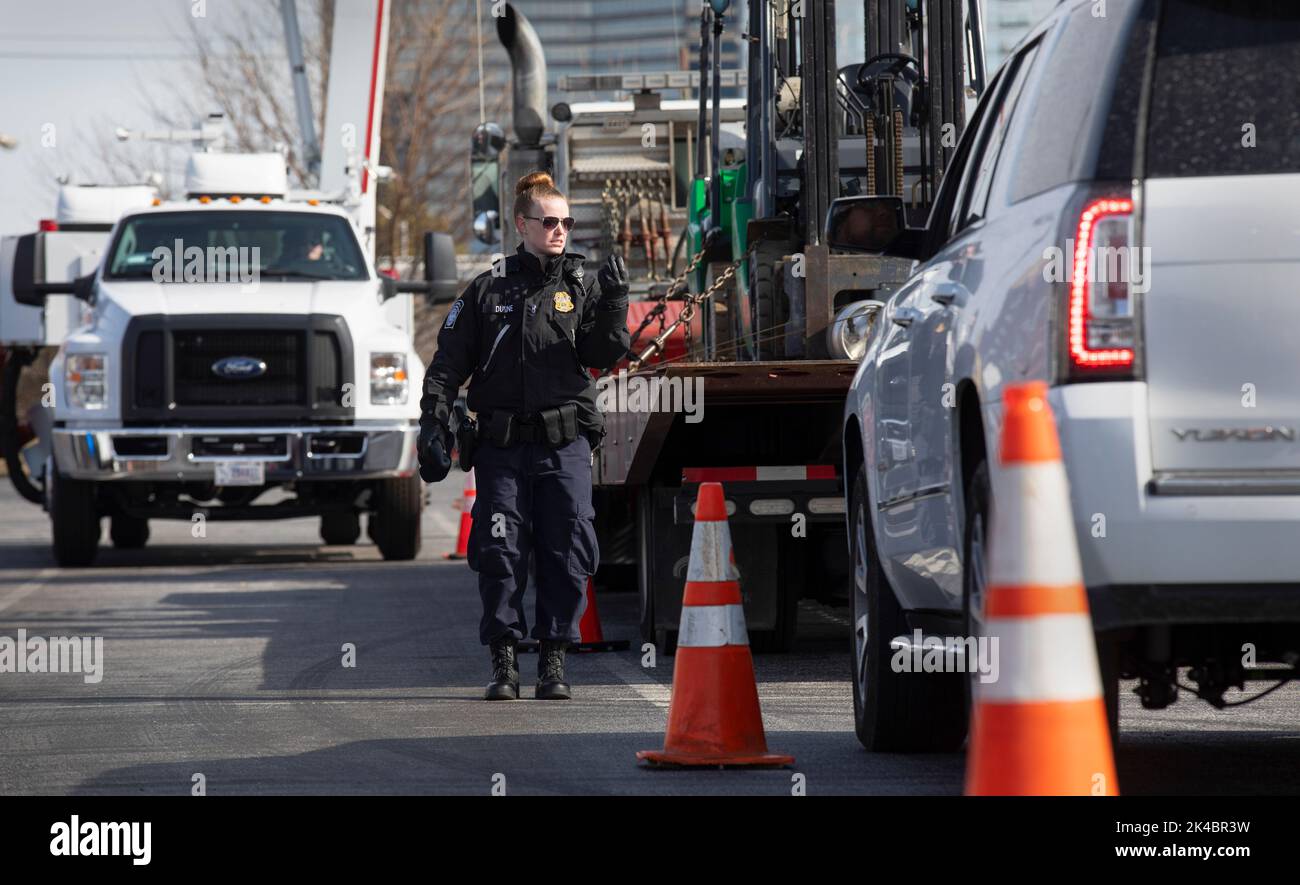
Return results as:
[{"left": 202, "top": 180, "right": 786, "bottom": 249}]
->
[
  {"left": 678, "top": 604, "right": 749, "bottom": 648},
  {"left": 687, "top": 520, "right": 740, "bottom": 582},
  {"left": 988, "top": 462, "right": 1084, "bottom": 588},
  {"left": 976, "top": 614, "right": 1103, "bottom": 703}
]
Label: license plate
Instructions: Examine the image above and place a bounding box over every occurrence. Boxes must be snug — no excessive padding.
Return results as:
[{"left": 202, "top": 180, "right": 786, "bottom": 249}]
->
[{"left": 214, "top": 460, "right": 265, "bottom": 486}]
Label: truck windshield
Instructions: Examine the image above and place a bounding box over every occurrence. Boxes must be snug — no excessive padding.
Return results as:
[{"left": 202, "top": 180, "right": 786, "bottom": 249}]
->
[{"left": 105, "top": 210, "right": 369, "bottom": 282}]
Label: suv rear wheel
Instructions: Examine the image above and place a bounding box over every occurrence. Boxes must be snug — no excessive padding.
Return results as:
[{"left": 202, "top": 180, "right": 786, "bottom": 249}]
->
[
  {"left": 962, "top": 457, "right": 1121, "bottom": 746},
  {"left": 850, "top": 465, "right": 966, "bottom": 751}
]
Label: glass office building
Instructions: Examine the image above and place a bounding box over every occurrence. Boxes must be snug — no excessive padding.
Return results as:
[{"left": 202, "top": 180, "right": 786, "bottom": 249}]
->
[
  {"left": 982, "top": 0, "right": 1059, "bottom": 70},
  {"left": 505, "top": 0, "right": 748, "bottom": 100}
]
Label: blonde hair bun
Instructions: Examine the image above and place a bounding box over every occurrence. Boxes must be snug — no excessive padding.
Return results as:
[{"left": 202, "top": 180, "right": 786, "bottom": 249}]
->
[
  {"left": 512, "top": 171, "right": 566, "bottom": 220},
  {"left": 515, "top": 171, "right": 556, "bottom": 196}
]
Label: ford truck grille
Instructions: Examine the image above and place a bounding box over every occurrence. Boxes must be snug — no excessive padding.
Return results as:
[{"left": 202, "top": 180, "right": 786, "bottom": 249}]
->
[
  {"left": 123, "top": 314, "right": 353, "bottom": 424},
  {"left": 173, "top": 329, "right": 305, "bottom": 406}
]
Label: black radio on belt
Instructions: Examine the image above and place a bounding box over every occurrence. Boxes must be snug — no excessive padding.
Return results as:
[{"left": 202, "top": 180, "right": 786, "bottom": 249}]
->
[{"left": 482, "top": 403, "right": 579, "bottom": 448}]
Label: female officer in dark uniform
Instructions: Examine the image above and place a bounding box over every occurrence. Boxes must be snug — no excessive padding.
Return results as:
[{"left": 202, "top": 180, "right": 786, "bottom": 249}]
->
[{"left": 417, "top": 171, "right": 630, "bottom": 700}]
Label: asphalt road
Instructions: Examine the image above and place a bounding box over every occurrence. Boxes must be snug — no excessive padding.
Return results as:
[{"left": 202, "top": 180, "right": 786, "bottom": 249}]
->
[{"left": 0, "top": 474, "right": 1297, "bottom": 796}]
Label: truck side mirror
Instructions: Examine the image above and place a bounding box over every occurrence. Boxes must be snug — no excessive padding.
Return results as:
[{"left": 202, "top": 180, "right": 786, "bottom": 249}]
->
[
  {"left": 11, "top": 233, "right": 97, "bottom": 304},
  {"left": 423, "top": 232, "right": 458, "bottom": 304},
  {"left": 380, "top": 233, "right": 458, "bottom": 302},
  {"left": 473, "top": 210, "right": 500, "bottom": 245},
  {"left": 471, "top": 122, "right": 506, "bottom": 159},
  {"left": 470, "top": 123, "right": 503, "bottom": 248},
  {"left": 71, "top": 273, "right": 95, "bottom": 302},
  {"left": 11, "top": 234, "right": 43, "bottom": 306},
  {"left": 824, "top": 195, "right": 907, "bottom": 254}
]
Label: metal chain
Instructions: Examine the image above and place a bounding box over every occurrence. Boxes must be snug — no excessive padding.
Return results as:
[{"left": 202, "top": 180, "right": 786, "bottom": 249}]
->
[
  {"left": 616, "top": 227, "right": 718, "bottom": 363},
  {"left": 893, "top": 109, "right": 905, "bottom": 198},
  {"left": 626, "top": 234, "right": 761, "bottom": 372},
  {"left": 866, "top": 114, "right": 876, "bottom": 197}
]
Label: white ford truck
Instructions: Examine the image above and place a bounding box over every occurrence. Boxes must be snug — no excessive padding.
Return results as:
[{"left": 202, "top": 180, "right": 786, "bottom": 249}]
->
[{"left": 3, "top": 154, "right": 457, "bottom": 566}]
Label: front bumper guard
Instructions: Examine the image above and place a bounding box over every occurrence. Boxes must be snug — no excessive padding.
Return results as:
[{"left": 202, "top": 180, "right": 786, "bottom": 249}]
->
[{"left": 51, "top": 424, "right": 419, "bottom": 482}]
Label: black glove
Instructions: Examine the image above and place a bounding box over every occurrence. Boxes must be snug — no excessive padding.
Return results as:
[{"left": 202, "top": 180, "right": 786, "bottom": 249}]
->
[
  {"left": 596, "top": 254, "right": 629, "bottom": 306},
  {"left": 417, "top": 422, "right": 453, "bottom": 483}
]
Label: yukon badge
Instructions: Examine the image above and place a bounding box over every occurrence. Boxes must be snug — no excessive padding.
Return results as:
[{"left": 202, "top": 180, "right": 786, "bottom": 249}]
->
[
  {"left": 211, "top": 355, "right": 268, "bottom": 380},
  {"left": 1171, "top": 426, "right": 1297, "bottom": 442}
]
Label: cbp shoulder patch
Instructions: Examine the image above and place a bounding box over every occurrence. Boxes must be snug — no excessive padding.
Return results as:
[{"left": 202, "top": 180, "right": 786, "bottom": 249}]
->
[{"left": 444, "top": 299, "right": 464, "bottom": 329}]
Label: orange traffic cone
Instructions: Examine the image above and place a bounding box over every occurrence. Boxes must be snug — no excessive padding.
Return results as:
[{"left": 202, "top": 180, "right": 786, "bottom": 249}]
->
[
  {"left": 964, "top": 382, "right": 1118, "bottom": 796},
  {"left": 444, "top": 468, "right": 474, "bottom": 560},
  {"left": 572, "top": 576, "right": 631, "bottom": 653},
  {"left": 638, "top": 482, "right": 794, "bottom": 767},
  {"left": 517, "top": 575, "right": 630, "bottom": 655}
]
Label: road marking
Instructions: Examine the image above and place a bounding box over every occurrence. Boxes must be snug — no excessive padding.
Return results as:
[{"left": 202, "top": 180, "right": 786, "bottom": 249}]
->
[
  {"left": 0, "top": 568, "right": 56, "bottom": 614},
  {"left": 588, "top": 655, "right": 672, "bottom": 708}
]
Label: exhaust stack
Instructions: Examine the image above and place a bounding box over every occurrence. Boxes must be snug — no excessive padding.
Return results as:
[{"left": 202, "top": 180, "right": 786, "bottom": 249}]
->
[{"left": 497, "top": 3, "right": 548, "bottom": 147}]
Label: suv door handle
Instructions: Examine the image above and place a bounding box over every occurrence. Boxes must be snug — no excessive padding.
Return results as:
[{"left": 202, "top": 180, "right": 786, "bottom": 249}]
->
[
  {"left": 930, "top": 280, "right": 970, "bottom": 307},
  {"left": 890, "top": 306, "right": 921, "bottom": 327}
]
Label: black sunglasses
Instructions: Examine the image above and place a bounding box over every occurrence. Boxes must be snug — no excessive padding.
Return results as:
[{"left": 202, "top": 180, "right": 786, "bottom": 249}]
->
[{"left": 524, "top": 214, "right": 576, "bottom": 232}]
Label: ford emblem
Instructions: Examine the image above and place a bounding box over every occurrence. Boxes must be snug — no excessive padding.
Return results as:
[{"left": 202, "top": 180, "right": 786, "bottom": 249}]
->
[{"left": 211, "top": 355, "right": 268, "bottom": 380}]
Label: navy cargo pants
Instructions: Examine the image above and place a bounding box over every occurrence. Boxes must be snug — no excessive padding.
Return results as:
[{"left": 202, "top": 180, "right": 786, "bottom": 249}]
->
[{"left": 466, "top": 436, "right": 599, "bottom": 645}]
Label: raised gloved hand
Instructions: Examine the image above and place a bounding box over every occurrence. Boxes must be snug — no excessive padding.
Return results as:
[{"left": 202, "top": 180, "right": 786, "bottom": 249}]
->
[
  {"left": 596, "top": 254, "right": 629, "bottom": 306},
  {"left": 417, "top": 422, "right": 453, "bottom": 483}
]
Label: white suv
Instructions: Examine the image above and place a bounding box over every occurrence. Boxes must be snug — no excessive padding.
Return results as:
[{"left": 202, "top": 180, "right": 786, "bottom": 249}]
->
[{"left": 841, "top": 0, "right": 1300, "bottom": 751}]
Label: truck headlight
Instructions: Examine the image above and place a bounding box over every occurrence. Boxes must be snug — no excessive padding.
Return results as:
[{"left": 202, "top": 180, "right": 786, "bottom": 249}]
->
[
  {"left": 370, "top": 352, "right": 408, "bottom": 405},
  {"left": 826, "top": 300, "right": 885, "bottom": 361},
  {"left": 65, "top": 353, "right": 107, "bottom": 409}
]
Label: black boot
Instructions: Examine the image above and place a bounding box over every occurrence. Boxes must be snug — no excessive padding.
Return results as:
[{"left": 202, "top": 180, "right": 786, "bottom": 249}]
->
[
  {"left": 535, "top": 640, "right": 572, "bottom": 700},
  {"left": 485, "top": 636, "right": 519, "bottom": 700}
]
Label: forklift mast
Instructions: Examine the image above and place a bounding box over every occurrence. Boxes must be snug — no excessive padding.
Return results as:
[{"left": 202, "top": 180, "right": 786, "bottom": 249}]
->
[
  {"left": 801, "top": 0, "right": 841, "bottom": 247},
  {"left": 744, "top": 0, "right": 985, "bottom": 245},
  {"left": 871, "top": 0, "right": 986, "bottom": 199}
]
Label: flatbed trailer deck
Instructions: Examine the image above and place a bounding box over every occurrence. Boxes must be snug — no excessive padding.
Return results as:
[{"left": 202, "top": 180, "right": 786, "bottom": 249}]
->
[{"left": 593, "top": 360, "right": 858, "bottom": 651}]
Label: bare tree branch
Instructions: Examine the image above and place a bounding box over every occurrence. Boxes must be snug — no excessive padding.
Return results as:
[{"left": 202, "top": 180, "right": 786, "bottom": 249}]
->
[{"left": 52, "top": 0, "right": 512, "bottom": 274}]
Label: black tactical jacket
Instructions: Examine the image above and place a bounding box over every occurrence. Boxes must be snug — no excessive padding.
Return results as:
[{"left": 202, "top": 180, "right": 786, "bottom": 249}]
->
[{"left": 419, "top": 243, "right": 630, "bottom": 439}]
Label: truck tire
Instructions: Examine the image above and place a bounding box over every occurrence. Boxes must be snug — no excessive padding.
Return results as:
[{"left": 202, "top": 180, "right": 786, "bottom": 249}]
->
[
  {"left": 1, "top": 348, "right": 44, "bottom": 504},
  {"left": 752, "top": 259, "right": 783, "bottom": 361},
  {"left": 320, "top": 511, "right": 362, "bottom": 546},
  {"left": 752, "top": 535, "right": 801, "bottom": 653},
  {"left": 636, "top": 486, "right": 680, "bottom": 655},
  {"left": 372, "top": 475, "right": 422, "bottom": 561},
  {"left": 50, "top": 472, "right": 101, "bottom": 567},
  {"left": 636, "top": 487, "right": 656, "bottom": 644},
  {"left": 110, "top": 514, "right": 149, "bottom": 549},
  {"left": 850, "top": 465, "right": 966, "bottom": 752}
]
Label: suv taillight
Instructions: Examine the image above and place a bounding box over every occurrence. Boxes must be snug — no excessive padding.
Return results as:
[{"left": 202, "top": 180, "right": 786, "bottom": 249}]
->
[{"left": 1067, "top": 197, "right": 1138, "bottom": 378}]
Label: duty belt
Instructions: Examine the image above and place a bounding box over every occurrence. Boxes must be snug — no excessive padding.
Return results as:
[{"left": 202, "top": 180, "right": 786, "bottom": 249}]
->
[{"left": 481, "top": 403, "right": 581, "bottom": 448}]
